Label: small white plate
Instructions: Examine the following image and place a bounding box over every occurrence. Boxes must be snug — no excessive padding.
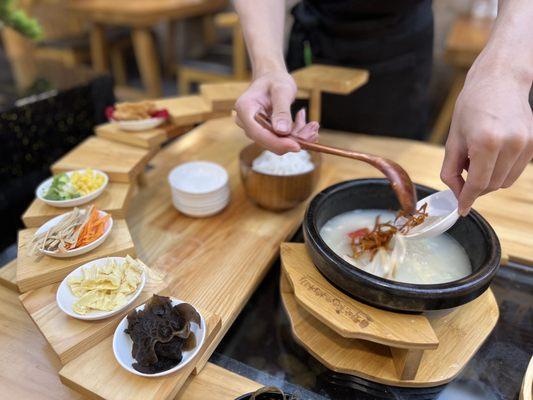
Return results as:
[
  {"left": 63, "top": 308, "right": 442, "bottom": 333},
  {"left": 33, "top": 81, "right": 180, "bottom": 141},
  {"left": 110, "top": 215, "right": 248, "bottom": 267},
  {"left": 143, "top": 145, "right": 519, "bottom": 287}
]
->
[
  {"left": 113, "top": 298, "right": 206, "bottom": 377},
  {"left": 168, "top": 161, "right": 229, "bottom": 194},
  {"left": 35, "top": 210, "right": 113, "bottom": 258},
  {"left": 56, "top": 257, "right": 146, "bottom": 321},
  {"left": 113, "top": 117, "right": 165, "bottom": 132},
  {"left": 36, "top": 169, "right": 109, "bottom": 208}
]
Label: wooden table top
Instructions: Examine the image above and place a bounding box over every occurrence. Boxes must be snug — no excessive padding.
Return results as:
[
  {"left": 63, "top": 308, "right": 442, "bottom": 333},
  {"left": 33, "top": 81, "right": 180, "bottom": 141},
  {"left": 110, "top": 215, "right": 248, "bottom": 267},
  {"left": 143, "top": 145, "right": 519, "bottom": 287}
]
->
[
  {"left": 2, "top": 116, "right": 532, "bottom": 398},
  {"left": 445, "top": 15, "right": 493, "bottom": 67},
  {"left": 69, "top": 0, "right": 227, "bottom": 26}
]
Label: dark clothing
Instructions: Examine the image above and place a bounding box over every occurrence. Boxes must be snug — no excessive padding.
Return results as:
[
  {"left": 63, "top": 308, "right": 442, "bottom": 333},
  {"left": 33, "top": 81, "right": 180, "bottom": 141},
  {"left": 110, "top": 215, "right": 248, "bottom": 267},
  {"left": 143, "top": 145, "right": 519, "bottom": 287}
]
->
[{"left": 287, "top": 0, "right": 434, "bottom": 140}]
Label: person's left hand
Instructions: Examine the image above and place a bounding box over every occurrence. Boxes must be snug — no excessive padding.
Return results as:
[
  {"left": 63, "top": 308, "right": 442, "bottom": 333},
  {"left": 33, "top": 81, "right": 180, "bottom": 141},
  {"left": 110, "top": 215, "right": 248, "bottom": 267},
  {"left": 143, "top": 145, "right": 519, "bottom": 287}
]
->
[{"left": 440, "top": 62, "right": 533, "bottom": 216}]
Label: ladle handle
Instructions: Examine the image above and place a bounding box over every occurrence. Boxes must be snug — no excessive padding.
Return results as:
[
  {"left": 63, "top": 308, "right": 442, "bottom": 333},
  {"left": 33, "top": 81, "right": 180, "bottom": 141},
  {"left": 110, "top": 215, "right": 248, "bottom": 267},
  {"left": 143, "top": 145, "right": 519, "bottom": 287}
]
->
[{"left": 254, "top": 112, "right": 417, "bottom": 214}]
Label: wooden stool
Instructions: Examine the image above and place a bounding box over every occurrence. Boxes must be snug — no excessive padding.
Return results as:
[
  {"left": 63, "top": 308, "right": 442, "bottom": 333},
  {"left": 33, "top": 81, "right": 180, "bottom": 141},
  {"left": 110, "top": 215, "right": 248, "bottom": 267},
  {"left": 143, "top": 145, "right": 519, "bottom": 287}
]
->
[
  {"left": 178, "top": 12, "right": 249, "bottom": 95},
  {"left": 292, "top": 65, "right": 369, "bottom": 123}
]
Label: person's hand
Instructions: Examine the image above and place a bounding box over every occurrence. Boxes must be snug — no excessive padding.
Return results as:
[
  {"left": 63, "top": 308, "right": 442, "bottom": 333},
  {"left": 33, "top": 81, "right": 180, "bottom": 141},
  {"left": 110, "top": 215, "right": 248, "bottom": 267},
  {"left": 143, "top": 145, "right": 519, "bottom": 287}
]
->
[
  {"left": 234, "top": 70, "right": 319, "bottom": 154},
  {"left": 440, "top": 64, "right": 533, "bottom": 216}
]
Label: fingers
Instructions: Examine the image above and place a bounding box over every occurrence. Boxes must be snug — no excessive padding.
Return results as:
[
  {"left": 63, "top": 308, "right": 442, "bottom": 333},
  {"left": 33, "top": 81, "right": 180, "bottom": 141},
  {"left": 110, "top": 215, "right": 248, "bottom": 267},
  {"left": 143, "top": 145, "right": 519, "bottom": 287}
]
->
[
  {"left": 293, "top": 108, "right": 320, "bottom": 142},
  {"left": 501, "top": 144, "right": 533, "bottom": 188},
  {"left": 270, "top": 83, "right": 295, "bottom": 135},
  {"left": 481, "top": 138, "right": 522, "bottom": 193},
  {"left": 234, "top": 97, "right": 300, "bottom": 154},
  {"left": 440, "top": 135, "right": 467, "bottom": 199},
  {"left": 457, "top": 146, "right": 499, "bottom": 216}
]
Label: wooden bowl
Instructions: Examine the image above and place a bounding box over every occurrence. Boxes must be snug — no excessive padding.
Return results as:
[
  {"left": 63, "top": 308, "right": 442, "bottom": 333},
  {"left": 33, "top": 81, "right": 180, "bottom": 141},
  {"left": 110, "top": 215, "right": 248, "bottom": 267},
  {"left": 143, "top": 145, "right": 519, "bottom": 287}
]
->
[{"left": 239, "top": 143, "right": 321, "bottom": 211}]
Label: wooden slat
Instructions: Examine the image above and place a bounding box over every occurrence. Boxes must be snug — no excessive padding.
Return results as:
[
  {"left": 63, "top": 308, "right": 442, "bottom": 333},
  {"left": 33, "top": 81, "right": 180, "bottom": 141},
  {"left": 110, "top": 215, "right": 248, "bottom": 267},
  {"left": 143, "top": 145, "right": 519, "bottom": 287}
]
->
[
  {"left": 292, "top": 65, "right": 369, "bottom": 94},
  {"left": 0, "top": 259, "right": 18, "bottom": 292},
  {"left": 200, "top": 81, "right": 249, "bottom": 112},
  {"left": 95, "top": 122, "right": 188, "bottom": 149},
  {"left": 52, "top": 137, "right": 155, "bottom": 183},
  {"left": 16, "top": 219, "right": 136, "bottom": 293},
  {"left": 19, "top": 267, "right": 167, "bottom": 365},
  {"left": 155, "top": 96, "right": 213, "bottom": 127},
  {"left": 59, "top": 311, "right": 222, "bottom": 400},
  {"left": 22, "top": 182, "right": 132, "bottom": 228}
]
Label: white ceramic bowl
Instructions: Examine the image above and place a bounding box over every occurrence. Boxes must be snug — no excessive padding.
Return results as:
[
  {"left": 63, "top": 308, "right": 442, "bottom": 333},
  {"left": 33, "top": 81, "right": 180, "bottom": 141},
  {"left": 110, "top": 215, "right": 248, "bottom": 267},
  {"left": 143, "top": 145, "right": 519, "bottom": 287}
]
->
[
  {"left": 113, "top": 117, "right": 166, "bottom": 132},
  {"left": 35, "top": 210, "right": 113, "bottom": 258},
  {"left": 56, "top": 257, "right": 146, "bottom": 321},
  {"left": 36, "top": 169, "right": 109, "bottom": 208},
  {"left": 113, "top": 298, "right": 206, "bottom": 377}
]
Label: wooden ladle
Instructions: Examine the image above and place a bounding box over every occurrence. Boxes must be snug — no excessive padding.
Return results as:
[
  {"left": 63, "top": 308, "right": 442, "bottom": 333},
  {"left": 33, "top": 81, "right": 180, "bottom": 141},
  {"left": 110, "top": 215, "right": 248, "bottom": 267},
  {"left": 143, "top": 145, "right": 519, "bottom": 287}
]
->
[{"left": 254, "top": 112, "right": 417, "bottom": 214}]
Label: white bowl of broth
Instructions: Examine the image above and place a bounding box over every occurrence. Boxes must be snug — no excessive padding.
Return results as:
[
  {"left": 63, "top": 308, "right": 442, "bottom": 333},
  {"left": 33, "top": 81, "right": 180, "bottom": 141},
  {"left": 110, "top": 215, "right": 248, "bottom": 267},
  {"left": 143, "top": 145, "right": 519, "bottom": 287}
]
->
[{"left": 302, "top": 179, "right": 501, "bottom": 312}]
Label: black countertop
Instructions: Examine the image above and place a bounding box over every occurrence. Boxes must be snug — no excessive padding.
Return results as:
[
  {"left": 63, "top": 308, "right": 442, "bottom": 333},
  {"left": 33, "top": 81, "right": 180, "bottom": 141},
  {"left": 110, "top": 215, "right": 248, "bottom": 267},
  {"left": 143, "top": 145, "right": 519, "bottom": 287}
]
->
[{"left": 212, "top": 234, "right": 533, "bottom": 400}]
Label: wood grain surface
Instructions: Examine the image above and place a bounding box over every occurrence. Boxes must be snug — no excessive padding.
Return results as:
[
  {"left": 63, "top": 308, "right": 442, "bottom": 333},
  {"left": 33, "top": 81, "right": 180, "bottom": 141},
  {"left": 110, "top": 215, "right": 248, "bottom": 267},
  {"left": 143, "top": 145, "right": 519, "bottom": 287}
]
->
[
  {"left": 22, "top": 183, "right": 133, "bottom": 227},
  {"left": 292, "top": 65, "right": 369, "bottom": 94},
  {"left": 96, "top": 122, "right": 188, "bottom": 149},
  {"left": 155, "top": 96, "right": 214, "bottom": 127},
  {"left": 19, "top": 266, "right": 167, "bottom": 365},
  {"left": 0, "top": 259, "right": 18, "bottom": 292},
  {"left": 200, "top": 81, "right": 249, "bottom": 112},
  {"left": 281, "top": 273, "right": 499, "bottom": 387},
  {"left": 51, "top": 137, "right": 155, "bottom": 183},
  {"left": 281, "top": 243, "right": 439, "bottom": 349},
  {"left": 59, "top": 310, "right": 221, "bottom": 400},
  {"left": 16, "top": 219, "right": 136, "bottom": 292}
]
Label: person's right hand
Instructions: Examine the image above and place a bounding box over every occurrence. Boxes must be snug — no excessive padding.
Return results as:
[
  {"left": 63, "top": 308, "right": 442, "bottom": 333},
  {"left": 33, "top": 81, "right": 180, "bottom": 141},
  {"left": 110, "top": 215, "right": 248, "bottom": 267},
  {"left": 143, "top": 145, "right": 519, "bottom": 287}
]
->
[{"left": 234, "top": 70, "right": 319, "bottom": 154}]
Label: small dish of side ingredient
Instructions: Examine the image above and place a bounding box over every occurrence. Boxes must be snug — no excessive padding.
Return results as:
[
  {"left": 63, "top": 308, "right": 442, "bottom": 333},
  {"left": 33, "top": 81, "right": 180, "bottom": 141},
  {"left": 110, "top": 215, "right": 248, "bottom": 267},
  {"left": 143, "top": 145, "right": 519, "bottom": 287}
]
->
[
  {"left": 36, "top": 169, "right": 108, "bottom": 207},
  {"left": 30, "top": 205, "right": 113, "bottom": 258}
]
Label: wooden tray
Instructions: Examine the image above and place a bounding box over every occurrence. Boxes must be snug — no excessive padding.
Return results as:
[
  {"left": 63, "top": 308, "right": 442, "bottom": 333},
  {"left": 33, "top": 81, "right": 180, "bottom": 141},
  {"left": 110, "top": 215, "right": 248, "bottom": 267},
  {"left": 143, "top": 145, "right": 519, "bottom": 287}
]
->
[
  {"left": 95, "top": 122, "right": 188, "bottom": 149},
  {"left": 20, "top": 266, "right": 168, "bottom": 365},
  {"left": 59, "top": 309, "right": 221, "bottom": 400},
  {"left": 292, "top": 65, "right": 369, "bottom": 94},
  {"left": 51, "top": 136, "right": 155, "bottom": 183},
  {"left": 16, "top": 219, "right": 136, "bottom": 293},
  {"left": 280, "top": 250, "right": 499, "bottom": 387},
  {"left": 22, "top": 182, "right": 133, "bottom": 228},
  {"left": 155, "top": 96, "right": 213, "bottom": 127}
]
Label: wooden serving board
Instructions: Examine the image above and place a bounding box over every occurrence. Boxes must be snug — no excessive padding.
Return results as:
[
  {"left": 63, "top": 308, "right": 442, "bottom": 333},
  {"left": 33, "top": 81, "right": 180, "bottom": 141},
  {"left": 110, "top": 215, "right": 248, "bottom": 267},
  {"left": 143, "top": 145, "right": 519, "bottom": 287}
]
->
[
  {"left": 199, "top": 81, "right": 249, "bottom": 112},
  {"left": 20, "top": 266, "right": 168, "bottom": 365},
  {"left": 16, "top": 219, "right": 136, "bottom": 293},
  {"left": 22, "top": 182, "right": 133, "bottom": 228},
  {"left": 155, "top": 96, "right": 213, "bottom": 127},
  {"left": 95, "top": 122, "right": 189, "bottom": 149},
  {"left": 51, "top": 137, "right": 155, "bottom": 183},
  {"left": 281, "top": 273, "right": 499, "bottom": 387},
  {"left": 59, "top": 310, "right": 222, "bottom": 400},
  {"left": 281, "top": 243, "right": 438, "bottom": 350}
]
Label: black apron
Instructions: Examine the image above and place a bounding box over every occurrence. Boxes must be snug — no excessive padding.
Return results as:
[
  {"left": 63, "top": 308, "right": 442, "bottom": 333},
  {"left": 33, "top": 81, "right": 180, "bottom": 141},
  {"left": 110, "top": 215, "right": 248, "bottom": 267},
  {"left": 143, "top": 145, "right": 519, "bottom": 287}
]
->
[{"left": 287, "top": 0, "right": 434, "bottom": 140}]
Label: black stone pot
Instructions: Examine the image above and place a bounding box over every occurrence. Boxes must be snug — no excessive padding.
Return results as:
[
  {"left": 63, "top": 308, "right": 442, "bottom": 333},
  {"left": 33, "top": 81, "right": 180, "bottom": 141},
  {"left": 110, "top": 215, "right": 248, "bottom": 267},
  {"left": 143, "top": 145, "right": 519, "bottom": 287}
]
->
[{"left": 303, "top": 179, "right": 501, "bottom": 313}]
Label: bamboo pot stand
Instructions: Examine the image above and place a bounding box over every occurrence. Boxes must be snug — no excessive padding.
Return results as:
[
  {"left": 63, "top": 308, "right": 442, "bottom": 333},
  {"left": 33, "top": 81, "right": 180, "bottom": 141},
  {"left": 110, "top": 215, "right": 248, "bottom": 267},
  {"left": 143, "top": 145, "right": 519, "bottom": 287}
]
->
[{"left": 280, "top": 243, "right": 499, "bottom": 388}]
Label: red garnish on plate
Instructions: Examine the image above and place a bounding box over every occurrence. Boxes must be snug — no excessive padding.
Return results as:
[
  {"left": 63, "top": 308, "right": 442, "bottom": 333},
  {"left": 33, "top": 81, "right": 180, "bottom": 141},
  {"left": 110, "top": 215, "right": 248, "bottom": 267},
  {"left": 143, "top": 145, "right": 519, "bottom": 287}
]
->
[
  {"left": 150, "top": 109, "right": 169, "bottom": 119},
  {"left": 105, "top": 106, "right": 115, "bottom": 120}
]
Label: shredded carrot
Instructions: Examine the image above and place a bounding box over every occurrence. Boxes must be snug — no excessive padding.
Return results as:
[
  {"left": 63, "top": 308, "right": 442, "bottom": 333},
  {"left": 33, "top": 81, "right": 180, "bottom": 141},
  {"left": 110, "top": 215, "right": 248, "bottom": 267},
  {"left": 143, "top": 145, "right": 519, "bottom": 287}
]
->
[{"left": 67, "top": 208, "right": 109, "bottom": 249}]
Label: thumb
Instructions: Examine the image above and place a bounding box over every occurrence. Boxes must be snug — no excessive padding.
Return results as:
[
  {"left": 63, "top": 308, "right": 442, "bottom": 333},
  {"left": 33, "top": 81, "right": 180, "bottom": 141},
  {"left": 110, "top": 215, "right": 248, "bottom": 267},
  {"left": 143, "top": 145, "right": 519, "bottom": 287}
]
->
[{"left": 270, "top": 84, "right": 295, "bottom": 135}]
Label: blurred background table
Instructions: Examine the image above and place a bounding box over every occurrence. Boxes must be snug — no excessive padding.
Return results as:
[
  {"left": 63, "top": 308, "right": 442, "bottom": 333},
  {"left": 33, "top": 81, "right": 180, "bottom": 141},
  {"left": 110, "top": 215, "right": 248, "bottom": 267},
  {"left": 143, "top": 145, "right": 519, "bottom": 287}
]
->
[{"left": 68, "top": 0, "right": 228, "bottom": 98}]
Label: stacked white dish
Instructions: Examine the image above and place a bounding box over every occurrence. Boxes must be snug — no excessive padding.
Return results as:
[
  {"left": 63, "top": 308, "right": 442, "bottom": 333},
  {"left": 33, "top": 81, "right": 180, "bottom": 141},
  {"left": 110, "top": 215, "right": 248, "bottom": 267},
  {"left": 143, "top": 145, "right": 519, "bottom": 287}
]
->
[{"left": 168, "top": 161, "right": 230, "bottom": 217}]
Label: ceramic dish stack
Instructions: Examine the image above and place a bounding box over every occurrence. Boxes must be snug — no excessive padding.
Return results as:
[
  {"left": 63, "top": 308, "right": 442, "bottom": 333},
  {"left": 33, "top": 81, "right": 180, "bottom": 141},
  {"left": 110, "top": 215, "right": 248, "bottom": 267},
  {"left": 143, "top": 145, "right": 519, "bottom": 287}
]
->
[{"left": 168, "top": 161, "right": 230, "bottom": 217}]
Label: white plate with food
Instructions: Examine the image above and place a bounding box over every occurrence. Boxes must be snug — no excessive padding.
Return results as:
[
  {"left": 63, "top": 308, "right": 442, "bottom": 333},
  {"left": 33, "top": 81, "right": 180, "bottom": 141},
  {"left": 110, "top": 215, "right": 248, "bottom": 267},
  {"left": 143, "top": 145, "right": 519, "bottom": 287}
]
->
[
  {"left": 113, "top": 295, "right": 206, "bottom": 377},
  {"left": 31, "top": 206, "right": 113, "bottom": 258},
  {"left": 36, "top": 169, "right": 108, "bottom": 208},
  {"left": 56, "top": 256, "right": 146, "bottom": 321},
  {"left": 113, "top": 117, "right": 166, "bottom": 132}
]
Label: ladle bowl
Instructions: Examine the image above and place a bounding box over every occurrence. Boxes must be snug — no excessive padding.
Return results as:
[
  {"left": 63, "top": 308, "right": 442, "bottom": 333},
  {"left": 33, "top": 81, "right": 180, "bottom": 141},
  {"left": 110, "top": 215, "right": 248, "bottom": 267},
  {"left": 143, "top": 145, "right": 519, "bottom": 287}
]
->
[{"left": 303, "top": 179, "right": 501, "bottom": 312}]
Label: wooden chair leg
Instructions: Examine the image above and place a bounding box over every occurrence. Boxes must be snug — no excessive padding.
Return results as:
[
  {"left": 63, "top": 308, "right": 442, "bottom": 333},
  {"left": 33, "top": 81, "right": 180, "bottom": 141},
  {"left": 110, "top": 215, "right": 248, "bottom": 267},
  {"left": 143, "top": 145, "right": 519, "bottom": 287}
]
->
[
  {"left": 132, "top": 28, "right": 162, "bottom": 98},
  {"left": 164, "top": 21, "right": 178, "bottom": 78},
  {"left": 429, "top": 70, "right": 467, "bottom": 144},
  {"left": 202, "top": 15, "right": 217, "bottom": 48},
  {"left": 178, "top": 69, "right": 191, "bottom": 95},
  {"left": 309, "top": 88, "right": 322, "bottom": 123},
  {"left": 110, "top": 46, "right": 128, "bottom": 86},
  {"left": 90, "top": 23, "right": 109, "bottom": 73}
]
